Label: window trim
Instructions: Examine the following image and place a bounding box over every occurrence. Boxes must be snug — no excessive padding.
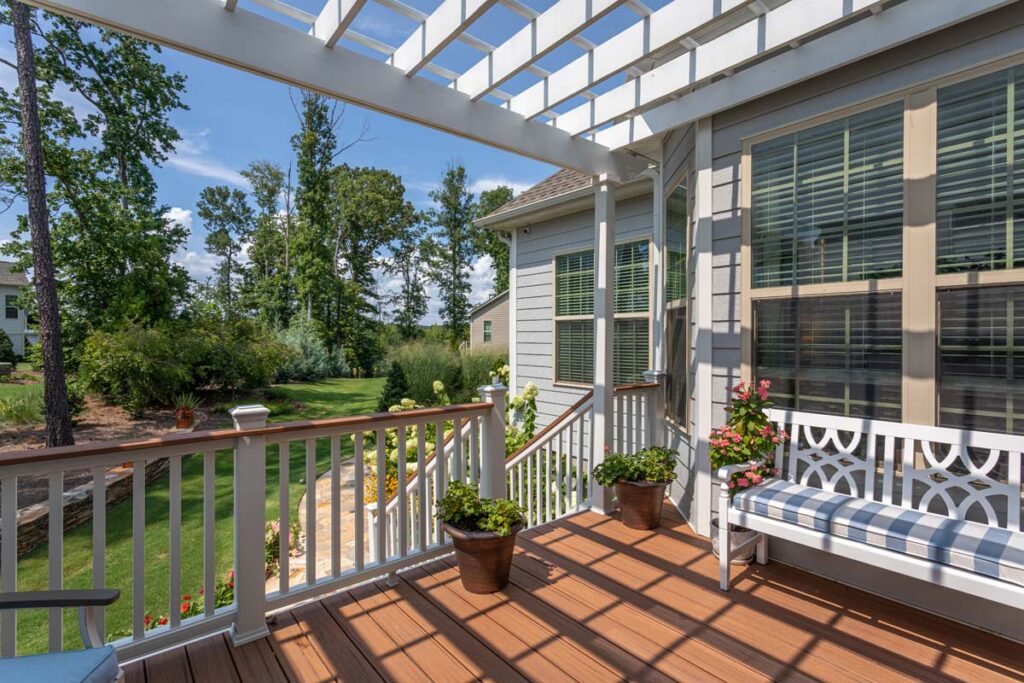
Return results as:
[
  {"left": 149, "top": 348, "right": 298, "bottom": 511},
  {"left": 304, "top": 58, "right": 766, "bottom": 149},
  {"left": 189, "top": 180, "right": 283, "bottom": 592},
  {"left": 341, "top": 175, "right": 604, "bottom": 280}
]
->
[
  {"left": 664, "top": 172, "right": 692, "bottom": 431},
  {"left": 482, "top": 319, "right": 492, "bottom": 343},
  {"left": 740, "top": 52, "right": 1024, "bottom": 428},
  {"left": 551, "top": 237, "right": 654, "bottom": 388},
  {"left": 4, "top": 295, "right": 17, "bottom": 321}
]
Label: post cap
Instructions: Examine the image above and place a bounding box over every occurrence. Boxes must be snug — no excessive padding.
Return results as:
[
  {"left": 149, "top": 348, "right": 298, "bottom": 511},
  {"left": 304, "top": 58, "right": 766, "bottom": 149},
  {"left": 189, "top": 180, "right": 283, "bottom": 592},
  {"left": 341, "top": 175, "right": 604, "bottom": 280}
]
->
[
  {"left": 230, "top": 404, "right": 271, "bottom": 430},
  {"left": 642, "top": 370, "right": 668, "bottom": 382}
]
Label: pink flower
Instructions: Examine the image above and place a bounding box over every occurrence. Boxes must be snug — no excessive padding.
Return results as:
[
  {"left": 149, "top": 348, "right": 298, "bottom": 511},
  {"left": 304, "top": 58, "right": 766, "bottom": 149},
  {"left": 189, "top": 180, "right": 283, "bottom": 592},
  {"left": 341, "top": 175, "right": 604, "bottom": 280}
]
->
[
  {"left": 757, "top": 386, "right": 768, "bottom": 400},
  {"left": 759, "top": 379, "right": 771, "bottom": 390},
  {"left": 737, "top": 478, "right": 749, "bottom": 488},
  {"left": 774, "top": 468, "right": 781, "bottom": 476},
  {"left": 751, "top": 474, "right": 763, "bottom": 484},
  {"left": 728, "top": 480, "right": 735, "bottom": 488},
  {"left": 772, "top": 436, "right": 779, "bottom": 444}
]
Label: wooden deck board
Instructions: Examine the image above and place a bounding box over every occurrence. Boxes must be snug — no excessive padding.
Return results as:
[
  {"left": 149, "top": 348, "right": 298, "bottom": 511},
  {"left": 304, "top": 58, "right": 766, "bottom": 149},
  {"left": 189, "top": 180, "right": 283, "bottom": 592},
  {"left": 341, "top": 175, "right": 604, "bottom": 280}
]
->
[{"left": 124, "top": 505, "right": 1024, "bottom": 683}]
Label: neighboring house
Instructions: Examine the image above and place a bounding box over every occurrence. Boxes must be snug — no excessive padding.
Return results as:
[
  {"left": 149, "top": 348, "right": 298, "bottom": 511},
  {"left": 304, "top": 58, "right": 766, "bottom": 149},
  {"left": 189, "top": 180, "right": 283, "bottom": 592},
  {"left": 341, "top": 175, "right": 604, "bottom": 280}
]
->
[
  {"left": 467, "top": 290, "right": 509, "bottom": 352},
  {"left": 0, "top": 261, "right": 29, "bottom": 356},
  {"left": 477, "top": 6, "right": 1024, "bottom": 641}
]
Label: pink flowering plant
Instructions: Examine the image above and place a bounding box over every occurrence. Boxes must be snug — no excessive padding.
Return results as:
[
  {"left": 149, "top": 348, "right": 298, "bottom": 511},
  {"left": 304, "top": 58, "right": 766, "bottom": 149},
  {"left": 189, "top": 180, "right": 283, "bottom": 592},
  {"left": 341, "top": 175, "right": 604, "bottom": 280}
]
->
[{"left": 709, "top": 379, "right": 788, "bottom": 496}]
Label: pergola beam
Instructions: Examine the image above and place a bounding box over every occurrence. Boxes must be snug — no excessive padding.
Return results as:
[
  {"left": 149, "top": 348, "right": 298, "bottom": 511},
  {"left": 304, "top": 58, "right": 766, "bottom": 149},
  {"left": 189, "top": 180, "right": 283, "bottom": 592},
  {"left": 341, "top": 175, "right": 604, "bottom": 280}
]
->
[
  {"left": 556, "top": 0, "right": 887, "bottom": 136},
  {"left": 313, "top": 0, "right": 369, "bottom": 48},
  {"left": 595, "top": 0, "right": 1017, "bottom": 149},
  {"left": 454, "top": 0, "right": 627, "bottom": 101},
  {"left": 24, "top": 0, "right": 645, "bottom": 179},
  {"left": 508, "top": 0, "right": 753, "bottom": 120},
  {"left": 391, "top": 0, "right": 499, "bottom": 76}
]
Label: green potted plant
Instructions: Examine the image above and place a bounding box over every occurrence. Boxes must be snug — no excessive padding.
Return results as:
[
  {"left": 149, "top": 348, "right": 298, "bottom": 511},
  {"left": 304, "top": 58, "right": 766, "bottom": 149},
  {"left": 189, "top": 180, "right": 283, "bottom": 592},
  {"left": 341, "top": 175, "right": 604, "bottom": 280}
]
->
[
  {"left": 436, "top": 482, "right": 525, "bottom": 593},
  {"left": 593, "top": 446, "right": 677, "bottom": 530},
  {"left": 709, "top": 379, "right": 787, "bottom": 563},
  {"left": 174, "top": 392, "right": 202, "bottom": 429}
]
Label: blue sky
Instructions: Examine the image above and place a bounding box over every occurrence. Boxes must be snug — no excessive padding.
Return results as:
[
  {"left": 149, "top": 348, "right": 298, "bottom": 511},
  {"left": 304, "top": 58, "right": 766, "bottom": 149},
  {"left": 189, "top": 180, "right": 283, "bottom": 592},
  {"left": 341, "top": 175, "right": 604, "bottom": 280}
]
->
[{"left": 0, "top": 1, "right": 666, "bottom": 321}]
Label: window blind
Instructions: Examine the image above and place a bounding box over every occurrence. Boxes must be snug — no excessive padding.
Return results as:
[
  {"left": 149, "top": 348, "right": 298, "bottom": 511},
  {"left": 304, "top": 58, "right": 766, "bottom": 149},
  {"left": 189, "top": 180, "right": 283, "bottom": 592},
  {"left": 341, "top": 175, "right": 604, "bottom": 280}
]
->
[
  {"left": 613, "top": 318, "right": 649, "bottom": 385},
  {"left": 614, "top": 241, "right": 650, "bottom": 314},
  {"left": 667, "top": 185, "right": 687, "bottom": 304},
  {"left": 555, "top": 320, "right": 594, "bottom": 384},
  {"left": 754, "top": 293, "right": 902, "bottom": 420},
  {"left": 555, "top": 250, "right": 594, "bottom": 317},
  {"left": 938, "top": 285, "right": 1024, "bottom": 434},
  {"left": 666, "top": 306, "right": 687, "bottom": 424},
  {"left": 751, "top": 102, "right": 904, "bottom": 288},
  {"left": 4, "top": 295, "right": 16, "bottom": 320},
  {"left": 936, "top": 67, "right": 1024, "bottom": 273}
]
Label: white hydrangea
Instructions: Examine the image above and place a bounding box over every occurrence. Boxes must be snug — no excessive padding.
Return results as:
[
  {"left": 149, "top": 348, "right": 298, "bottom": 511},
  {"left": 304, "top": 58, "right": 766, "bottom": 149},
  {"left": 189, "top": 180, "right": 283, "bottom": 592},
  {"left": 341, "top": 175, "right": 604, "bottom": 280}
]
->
[
  {"left": 522, "top": 381, "right": 539, "bottom": 401},
  {"left": 432, "top": 380, "right": 445, "bottom": 394}
]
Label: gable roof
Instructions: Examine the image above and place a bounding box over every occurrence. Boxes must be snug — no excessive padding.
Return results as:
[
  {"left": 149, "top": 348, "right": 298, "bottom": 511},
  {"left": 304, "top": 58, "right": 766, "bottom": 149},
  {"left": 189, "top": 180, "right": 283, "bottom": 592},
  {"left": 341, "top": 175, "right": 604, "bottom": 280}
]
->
[
  {"left": 469, "top": 290, "right": 508, "bottom": 317},
  {"left": 483, "top": 170, "right": 590, "bottom": 219},
  {"left": 0, "top": 262, "right": 28, "bottom": 287}
]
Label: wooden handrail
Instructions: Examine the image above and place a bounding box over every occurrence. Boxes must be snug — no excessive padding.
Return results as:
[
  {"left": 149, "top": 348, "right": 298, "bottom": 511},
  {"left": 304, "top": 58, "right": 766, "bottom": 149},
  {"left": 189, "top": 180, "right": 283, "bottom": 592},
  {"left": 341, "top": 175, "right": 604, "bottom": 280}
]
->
[
  {"left": 505, "top": 390, "right": 593, "bottom": 463},
  {"left": 614, "top": 381, "right": 659, "bottom": 393},
  {"left": 0, "top": 402, "right": 493, "bottom": 468}
]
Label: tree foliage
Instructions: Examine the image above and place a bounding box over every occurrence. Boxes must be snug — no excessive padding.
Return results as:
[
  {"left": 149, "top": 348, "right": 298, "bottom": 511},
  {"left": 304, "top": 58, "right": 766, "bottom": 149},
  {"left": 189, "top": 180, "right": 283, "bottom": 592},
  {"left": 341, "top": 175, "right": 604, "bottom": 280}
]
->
[
  {"left": 474, "top": 185, "right": 514, "bottom": 294},
  {"left": 425, "top": 162, "right": 476, "bottom": 346}
]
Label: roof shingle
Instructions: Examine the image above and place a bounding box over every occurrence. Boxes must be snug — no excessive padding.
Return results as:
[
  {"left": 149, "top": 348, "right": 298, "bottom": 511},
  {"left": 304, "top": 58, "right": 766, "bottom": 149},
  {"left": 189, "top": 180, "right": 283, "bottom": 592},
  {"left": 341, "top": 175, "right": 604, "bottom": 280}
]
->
[
  {"left": 483, "top": 169, "right": 590, "bottom": 218},
  {"left": 0, "top": 261, "right": 28, "bottom": 287}
]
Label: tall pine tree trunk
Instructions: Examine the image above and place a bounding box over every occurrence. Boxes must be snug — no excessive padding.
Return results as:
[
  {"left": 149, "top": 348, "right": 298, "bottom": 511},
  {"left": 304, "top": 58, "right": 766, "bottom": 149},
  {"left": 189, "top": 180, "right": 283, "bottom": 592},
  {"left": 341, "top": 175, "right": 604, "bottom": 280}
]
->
[{"left": 11, "top": 0, "right": 74, "bottom": 447}]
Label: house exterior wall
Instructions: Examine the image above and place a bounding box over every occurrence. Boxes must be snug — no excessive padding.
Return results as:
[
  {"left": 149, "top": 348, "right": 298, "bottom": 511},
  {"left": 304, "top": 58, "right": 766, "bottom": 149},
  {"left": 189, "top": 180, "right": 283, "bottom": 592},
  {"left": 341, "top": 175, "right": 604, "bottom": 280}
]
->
[
  {"left": 704, "top": 5, "right": 1024, "bottom": 641},
  {"left": 0, "top": 285, "right": 26, "bottom": 355},
  {"left": 468, "top": 294, "right": 509, "bottom": 352},
  {"left": 512, "top": 193, "right": 654, "bottom": 424}
]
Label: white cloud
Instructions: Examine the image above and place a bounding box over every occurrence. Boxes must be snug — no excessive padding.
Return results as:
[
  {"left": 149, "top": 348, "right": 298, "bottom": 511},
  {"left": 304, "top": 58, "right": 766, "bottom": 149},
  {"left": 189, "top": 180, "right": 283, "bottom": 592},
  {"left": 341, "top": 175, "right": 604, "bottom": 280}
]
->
[
  {"left": 470, "top": 176, "right": 535, "bottom": 196},
  {"left": 167, "top": 129, "right": 250, "bottom": 188},
  {"left": 468, "top": 254, "right": 496, "bottom": 304},
  {"left": 162, "top": 207, "right": 193, "bottom": 233},
  {"left": 0, "top": 45, "right": 99, "bottom": 121},
  {"left": 172, "top": 248, "right": 218, "bottom": 281},
  {"left": 375, "top": 254, "right": 496, "bottom": 326}
]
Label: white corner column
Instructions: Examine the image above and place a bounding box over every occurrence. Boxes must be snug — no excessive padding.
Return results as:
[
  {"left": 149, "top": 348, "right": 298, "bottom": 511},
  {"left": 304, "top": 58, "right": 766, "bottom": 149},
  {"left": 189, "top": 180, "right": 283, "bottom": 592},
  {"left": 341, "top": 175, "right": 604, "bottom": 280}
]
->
[
  {"left": 692, "top": 118, "right": 714, "bottom": 537},
  {"left": 590, "top": 173, "right": 618, "bottom": 515},
  {"left": 645, "top": 166, "right": 666, "bottom": 374},
  {"left": 509, "top": 229, "right": 519, "bottom": 395}
]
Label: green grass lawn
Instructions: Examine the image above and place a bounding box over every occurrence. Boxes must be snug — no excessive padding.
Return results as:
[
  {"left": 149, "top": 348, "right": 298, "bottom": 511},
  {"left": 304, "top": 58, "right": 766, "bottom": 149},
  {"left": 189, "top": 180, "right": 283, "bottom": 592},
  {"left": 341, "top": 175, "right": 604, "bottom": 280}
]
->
[
  {"left": 0, "top": 381, "right": 40, "bottom": 400},
  {"left": 13, "top": 376, "right": 383, "bottom": 655}
]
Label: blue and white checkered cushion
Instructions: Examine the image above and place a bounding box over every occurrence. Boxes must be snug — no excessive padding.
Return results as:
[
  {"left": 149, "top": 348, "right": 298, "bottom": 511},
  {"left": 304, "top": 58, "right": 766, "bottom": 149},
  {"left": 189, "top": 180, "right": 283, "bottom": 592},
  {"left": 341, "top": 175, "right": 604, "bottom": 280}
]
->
[{"left": 732, "top": 479, "right": 1024, "bottom": 587}]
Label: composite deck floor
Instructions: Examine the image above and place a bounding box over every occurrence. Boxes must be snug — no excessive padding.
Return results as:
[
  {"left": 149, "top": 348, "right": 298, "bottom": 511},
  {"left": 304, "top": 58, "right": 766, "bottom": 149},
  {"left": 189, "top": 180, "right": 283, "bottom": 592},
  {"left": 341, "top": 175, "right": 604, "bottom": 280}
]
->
[{"left": 125, "top": 505, "right": 1024, "bottom": 682}]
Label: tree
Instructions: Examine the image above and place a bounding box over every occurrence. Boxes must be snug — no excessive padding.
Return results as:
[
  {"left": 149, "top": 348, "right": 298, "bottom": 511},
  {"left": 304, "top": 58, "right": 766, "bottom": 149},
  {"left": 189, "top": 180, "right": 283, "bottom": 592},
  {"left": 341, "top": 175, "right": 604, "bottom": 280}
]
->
[
  {"left": 0, "top": 11, "right": 190, "bottom": 351},
  {"left": 376, "top": 360, "right": 410, "bottom": 412},
  {"left": 474, "top": 185, "right": 514, "bottom": 294},
  {"left": 391, "top": 210, "right": 428, "bottom": 340},
  {"left": 196, "top": 185, "right": 253, "bottom": 315},
  {"left": 240, "top": 160, "right": 293, "bottom": 325},
  {"left": 425, "top": 162, "right": 476, "bottom": 347},
  {"left": 7, "top": 0, "right": 73, "bottom": 446}
]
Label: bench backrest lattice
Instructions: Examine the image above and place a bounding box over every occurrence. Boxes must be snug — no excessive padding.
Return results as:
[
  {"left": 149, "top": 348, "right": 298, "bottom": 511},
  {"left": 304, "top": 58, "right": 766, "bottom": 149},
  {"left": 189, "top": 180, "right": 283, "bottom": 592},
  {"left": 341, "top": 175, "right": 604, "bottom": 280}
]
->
[{"left": 767, "top": 409, "right": 1024, "bottom": 532}]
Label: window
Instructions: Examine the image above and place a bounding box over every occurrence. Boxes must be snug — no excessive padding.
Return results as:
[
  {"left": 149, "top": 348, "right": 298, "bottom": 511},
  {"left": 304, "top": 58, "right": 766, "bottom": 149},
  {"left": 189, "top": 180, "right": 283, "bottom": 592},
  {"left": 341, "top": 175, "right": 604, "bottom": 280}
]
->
[
  {"left": 751, "top": 103, "right": 904, "bottom": 288},
  {"left": 482, "top": 320, "right": 492, "bottom": 343},
  {"left": 553, "top": 241, "right": 650, "bottom": 385},
  {"left": 745, "top": 60, "right": 1024, "bottom": 431},
  {"left": 936, "top": 67, "right": 1024, "bottom": 273},
  {"left": 938, "top": 286, "right": 1024, "bottom": 434},
  {"left": 666, "top": 184, "right": 688, "bottom": 425},
  {"left": 4, "top": 295, "right": 16, "bottom": 320},
  {"left": 754, "top": 294, "right": 902, "bottom": 421}
]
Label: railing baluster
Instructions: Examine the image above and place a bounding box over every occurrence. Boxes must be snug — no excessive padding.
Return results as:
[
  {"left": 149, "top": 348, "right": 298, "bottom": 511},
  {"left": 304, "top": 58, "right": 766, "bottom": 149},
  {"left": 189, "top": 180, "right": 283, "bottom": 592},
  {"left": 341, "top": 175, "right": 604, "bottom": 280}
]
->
[
  {"left": 453, "top": 418, "right": 464, "bottom": 483},
  {"left": 92, "top": 464, "right": 106, "bottom": 638},
  {"left": 556, "top": 433, "right": 564, "bottom": 518},
  {"left": 354, "top": 432, "right": 365, "bottom": 572},
  {"left": 48, "top": 470, "right": 62, "bottom": 652},
  {"left": 132, "top": 460, "right": 145, "bottom": 640},
  {"left": 397, "top": 425, "right": 408, "bottom": 558},
  {"left": 435, "top": 420, "right": 447, "bottom": 543},
  {"left": 375, "top": 429, "right": 386, "bottom": 565},
  {"left": 470, "top": 416, "right": 480, "bottom": 483},
  {"left": 279, "top": 444, "right": 290, "bottom": 594},
  {"left": 416, "top": 424, "right": 427, "bottom": 551},
  {"left": 305, "top": 438, "right": 316, "bottom": 585},
  {"left": 169, "top": 456, "right": 182, "bottom": 629},
  {"left": 203, "top": 451, "right": 215, "bottom": 617},
  {"left": 1, "top": 474, "right": 16, "bottom": 657},
  {"left": 527, "top": 453, "right": 534, "bottom": 527},
  {"left": 545, "top": 443, "right": 552, "bottom": 523},
  {"left": 517, "top": 461, "right": 524, "bottom": 510},
  {"left": 330, "top": 435, "right": 341, "bottom": 578},
  {"left": 569, "top": 417, "right": 578, "bottom": 510}
]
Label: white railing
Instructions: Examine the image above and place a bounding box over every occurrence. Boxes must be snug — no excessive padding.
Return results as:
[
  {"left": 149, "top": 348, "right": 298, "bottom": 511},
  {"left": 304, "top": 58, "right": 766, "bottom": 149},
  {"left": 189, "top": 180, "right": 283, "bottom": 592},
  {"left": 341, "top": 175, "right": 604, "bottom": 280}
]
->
[{"left": 0, "top": 385, "right": 508, "bottom": 662}]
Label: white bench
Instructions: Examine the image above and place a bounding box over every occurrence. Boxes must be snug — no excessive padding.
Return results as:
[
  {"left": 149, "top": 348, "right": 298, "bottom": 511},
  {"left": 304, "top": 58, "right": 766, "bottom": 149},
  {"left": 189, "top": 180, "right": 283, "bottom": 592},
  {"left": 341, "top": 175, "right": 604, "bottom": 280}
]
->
[{"left": 717, "top": 409, "right": 1024, "bottom": 609}]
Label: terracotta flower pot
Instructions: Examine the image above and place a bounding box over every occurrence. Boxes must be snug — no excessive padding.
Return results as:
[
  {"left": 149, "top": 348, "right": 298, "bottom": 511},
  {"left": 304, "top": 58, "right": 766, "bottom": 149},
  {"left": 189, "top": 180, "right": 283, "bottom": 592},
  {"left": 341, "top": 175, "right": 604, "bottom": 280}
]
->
[
  {"left": 175, "top": 409, "right": 194, "bottom": 430},
  {"left": 444, "top": 522, "right": 522, "bottom": 593},
  {"left": 615, "top": 480, "right": 668, "bottom": 530}
]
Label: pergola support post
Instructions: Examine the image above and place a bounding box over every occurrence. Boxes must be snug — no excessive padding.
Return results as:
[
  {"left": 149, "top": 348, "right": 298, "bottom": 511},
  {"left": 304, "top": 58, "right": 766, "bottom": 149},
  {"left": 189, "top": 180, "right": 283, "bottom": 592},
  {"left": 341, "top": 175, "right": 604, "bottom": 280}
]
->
[{"left": 590, "top": 174, "right": 618, "bottom": 515}]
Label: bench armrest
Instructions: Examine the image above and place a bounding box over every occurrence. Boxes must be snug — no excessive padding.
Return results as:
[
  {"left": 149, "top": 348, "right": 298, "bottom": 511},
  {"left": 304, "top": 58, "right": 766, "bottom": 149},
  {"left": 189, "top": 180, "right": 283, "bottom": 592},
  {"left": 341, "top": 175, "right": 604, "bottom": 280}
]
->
[
  {"left": 0, "top": 590, "right": 119, "bottom": 648},
  {"left": 0, "top": 589, "right": 119, "bottom": 610}
]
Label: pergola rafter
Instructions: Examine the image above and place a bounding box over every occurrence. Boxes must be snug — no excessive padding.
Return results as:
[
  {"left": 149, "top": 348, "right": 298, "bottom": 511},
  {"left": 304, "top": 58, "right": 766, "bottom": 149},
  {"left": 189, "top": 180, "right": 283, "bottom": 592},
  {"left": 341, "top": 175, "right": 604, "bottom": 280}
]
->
[{"left": 21, "top": 0, "right": 1018, "bottom": 179}]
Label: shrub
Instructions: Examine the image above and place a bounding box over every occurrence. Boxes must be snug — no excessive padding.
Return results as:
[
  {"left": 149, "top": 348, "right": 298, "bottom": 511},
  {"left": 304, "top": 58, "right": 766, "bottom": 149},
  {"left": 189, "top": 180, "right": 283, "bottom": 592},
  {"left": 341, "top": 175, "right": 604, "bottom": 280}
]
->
[
  {"left": 376, "top": 361, "right": 410, "bottom": 412},
  {"left": 0, "top": 386, "right": 43, "bottom": 426},
  {"left": 459, "top": 348, "right": 506, "bottom": 400},
  {"left": 0, "top": 331, "right": 14, "bottom": 364},
  {"left": 593, "top": 447, "right": 678, "bottom": 487},
  {"left": 24, "top": 341, "right": 43, "bottom": 371},
  {"left": 436, "top": 482, "right": 525, "bottom": 537},
  {"left": 275, "top": 319, "right": 350, "bottom": 382},
  {"left": 66, "top": 378, "right": 87, "bottom": 420},
  {"left": 193, "top": 317, "right": 294, "bottom": 393},
  {"left": 390, "top": 341, "right": 461, "bottom": 406}
]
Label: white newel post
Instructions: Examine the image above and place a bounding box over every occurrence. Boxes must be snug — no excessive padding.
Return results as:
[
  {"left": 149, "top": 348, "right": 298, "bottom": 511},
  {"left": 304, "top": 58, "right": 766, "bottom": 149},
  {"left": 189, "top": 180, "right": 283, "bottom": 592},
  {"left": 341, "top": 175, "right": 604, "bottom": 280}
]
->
[
  {"left": 591, "top": 173, "right": 618, "bottom": 515},
  {"left": 478, "top": 382, "right": 508, "bottom": 500},
  {"left": 642, "top": 370, "right": 668, "bottom": 449},
  {"left": 230, "top": 404, "right": 271, "bottom": 646}
]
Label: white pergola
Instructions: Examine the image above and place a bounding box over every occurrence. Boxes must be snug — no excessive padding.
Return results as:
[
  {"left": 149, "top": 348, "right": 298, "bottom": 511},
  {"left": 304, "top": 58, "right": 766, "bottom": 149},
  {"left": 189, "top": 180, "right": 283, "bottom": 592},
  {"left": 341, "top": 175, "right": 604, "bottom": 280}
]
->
[{"left": 21, "top": 0, "right": 1017, "bottom": 514}]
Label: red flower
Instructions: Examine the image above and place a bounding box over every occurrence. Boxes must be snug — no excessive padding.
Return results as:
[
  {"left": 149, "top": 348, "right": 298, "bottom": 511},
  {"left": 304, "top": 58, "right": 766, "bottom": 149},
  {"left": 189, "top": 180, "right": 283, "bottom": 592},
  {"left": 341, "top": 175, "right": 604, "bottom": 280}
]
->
[{"left": 157, "top": 616, "right": 168, "bottom": 626}]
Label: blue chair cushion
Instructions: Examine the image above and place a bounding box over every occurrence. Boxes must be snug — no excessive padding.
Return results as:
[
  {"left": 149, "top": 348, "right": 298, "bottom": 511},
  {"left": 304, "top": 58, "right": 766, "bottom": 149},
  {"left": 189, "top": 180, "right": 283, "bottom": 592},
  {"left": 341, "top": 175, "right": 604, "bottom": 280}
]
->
[
  {"left": 733, "top": 479, "right": 1024, "bottom": 587},
  {"left": 0, "top": 645, "right": 119, "bottom": 682}
]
